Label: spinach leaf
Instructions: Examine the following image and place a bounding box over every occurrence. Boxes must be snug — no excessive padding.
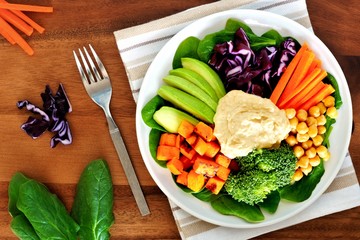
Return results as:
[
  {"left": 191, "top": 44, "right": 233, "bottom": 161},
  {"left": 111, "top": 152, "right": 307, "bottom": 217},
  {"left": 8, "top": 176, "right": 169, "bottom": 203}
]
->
[
  {"left": 10, "top": 214, "right": 40, "bottom": 240},
  {"left": 279, "top": 160, "right": 325, "bottom": 202},
  {"left": 172, "top": 36, "right": 200, "bottom": 69},
  {"left": 225, "top": 18, "right": 254, "bottom": 34},
  {"left": 8, "top": 172, "right": 31, "bottom": 217},
  {"left": 141, "top": 95, "right": 166, "bottom": 132},
  {"left": 17, "top": 180, "right": 80, "bottom": 240},
  {"left": 71, "top": 159, "right": 114, "bottom": 240},
  {"left": 324, "top": 72, "right": 343, "bottom": 109},
  {"left": 192, "top": 188, "right": 221, "bottom": 202},
  {"left": 261, "top": 29, "right": 284, "bottom": 47},
  {"left": 323, "top": 116, "right": 336, "bottom": 148},
  {"left": 211, "top": 195, "right": 264, "bottom": 223},
  {"left": 257, "top": 190, "right": 280, "bottom": 214},
  {"left": 149, "top": 128, "right": 167, "bottom": 167}
]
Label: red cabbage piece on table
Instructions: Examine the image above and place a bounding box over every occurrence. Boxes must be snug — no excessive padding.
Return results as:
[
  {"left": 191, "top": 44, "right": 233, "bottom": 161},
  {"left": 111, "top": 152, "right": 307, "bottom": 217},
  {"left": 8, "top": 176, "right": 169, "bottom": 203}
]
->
[
  {"left": 17, "top": 83, "right": 73, "bottom": 148},
  {"left": 208, "top": 28, "right": 300, "bottom": 98}
]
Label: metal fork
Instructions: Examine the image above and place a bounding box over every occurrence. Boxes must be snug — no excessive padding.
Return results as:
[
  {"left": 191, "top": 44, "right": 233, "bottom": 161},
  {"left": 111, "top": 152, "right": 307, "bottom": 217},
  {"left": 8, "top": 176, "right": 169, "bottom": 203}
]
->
[{"left": 73, "top": 44, "right": 150, "bottom": 216}]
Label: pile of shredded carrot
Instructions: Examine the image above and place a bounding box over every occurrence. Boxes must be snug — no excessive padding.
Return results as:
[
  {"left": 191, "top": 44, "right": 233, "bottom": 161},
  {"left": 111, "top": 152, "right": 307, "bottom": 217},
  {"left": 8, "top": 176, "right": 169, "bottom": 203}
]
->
[
  {"left": 270, "top": 43, "right": 334, "bottom": 111},
  {"left": 0, "top": 0, "right": 53, "bottom": 55}
]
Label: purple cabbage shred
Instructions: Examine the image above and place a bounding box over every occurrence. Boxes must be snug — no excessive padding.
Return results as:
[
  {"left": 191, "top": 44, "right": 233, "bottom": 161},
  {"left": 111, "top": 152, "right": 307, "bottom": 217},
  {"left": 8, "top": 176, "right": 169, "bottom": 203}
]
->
[
  {"left": 17, "top": 83, "right": 73, "bottom": 148},
  {"left": 208, "top": 28, "right": 300, "bottom": 98}
]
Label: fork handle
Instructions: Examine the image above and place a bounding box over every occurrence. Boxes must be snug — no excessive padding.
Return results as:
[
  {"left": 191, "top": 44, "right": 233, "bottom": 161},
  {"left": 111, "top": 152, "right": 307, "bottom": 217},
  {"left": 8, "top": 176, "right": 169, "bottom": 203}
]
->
[{"left": 106, "top": 116, "right": 150, "bottom": 216}]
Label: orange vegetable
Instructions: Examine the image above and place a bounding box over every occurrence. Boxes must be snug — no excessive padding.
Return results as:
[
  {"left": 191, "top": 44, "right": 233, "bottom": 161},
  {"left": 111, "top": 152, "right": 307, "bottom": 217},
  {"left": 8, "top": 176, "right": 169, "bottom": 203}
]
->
[
  {"left": 205, "top": 177, "right": 225, "bottom": 195},
  {"left": 176, "top": 171, "right": 188, "bottom": 186},
  {"left": 193, "top": 156, "right": 219, "bottom": 178},
  {"left": 215, "top": 153, "right": 232, "bottom": 168},
  {"left": 270, "top": 43, "right": 309, "bottom": 104},
  {"left": 187, "top": 170, "right": 205, "bottom": 192},
  {"left": 177, "top": 120, "right": 195, "bottom": 138},
  {"left": 193, "top": 137, "right": 208, "bottom": 156},
  {"left": 159, "top": 133, "right": 177, "bottom": 147},
  {"left": 216, "top": 165, "right": 231, "bottom": 181},
  {"left": 185, "top": 133, "right": 197, "bottom": 146},
  {"left": 175, "top": 134, "right": 182, "bottom": 148},
  {"left": 166, "top": 158, "right": 184, "bottom": 175},
  {"left": 288, "top": 81, "right": 325, "bottom": 110},
  {"left": 0, "top": 25, "right": 15, "bottom": 44},
  {"left": 156, "top": 145, "right": 180, "bottom": 161},
  {"left": 204, "top": 141, "right": 220, "bottom": 158},
  {"left": 0, "top": 8, "right": 33, "bottom": 36},
  {"left": 0, "top": 2, "right": 53, "bottom": 12},
  {"left": 179, "top": 155, "right": 194, "bottom": 170},
  {"left": 179, "top": 142, "right": 197, "bottom": 160},
  {"left": 194, "top": 121, "right": 214, "bottom": 142},
  {"left": 7, "top": 6, "right": 45, "bottom": 33},
  {"left": 299, "top": 84, "right": 335, "bottom": 111}
]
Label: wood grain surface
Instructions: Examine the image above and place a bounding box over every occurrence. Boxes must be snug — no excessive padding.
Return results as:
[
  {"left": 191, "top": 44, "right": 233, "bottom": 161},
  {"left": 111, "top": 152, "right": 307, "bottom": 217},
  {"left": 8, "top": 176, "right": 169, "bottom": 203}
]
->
[{"left": 0, "top": 0, "right": 359, "bottom": 239}]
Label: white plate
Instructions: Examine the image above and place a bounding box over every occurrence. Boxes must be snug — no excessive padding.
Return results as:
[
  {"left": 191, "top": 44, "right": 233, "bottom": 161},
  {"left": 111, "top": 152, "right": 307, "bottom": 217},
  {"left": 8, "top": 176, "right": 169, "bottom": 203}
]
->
[{"left": 135, "top": 9, "right": 352, "bottom": 228}]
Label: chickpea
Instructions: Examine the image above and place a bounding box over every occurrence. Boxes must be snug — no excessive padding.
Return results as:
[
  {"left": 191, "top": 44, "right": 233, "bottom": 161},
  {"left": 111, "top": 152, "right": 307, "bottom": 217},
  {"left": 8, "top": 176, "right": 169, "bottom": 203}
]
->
[
  {"left": 296, "top": 155, "right": 309, "bottom": 168},
  {"left": 322, "top": 150, "right": 331, "bottom": 161},
  {"left": 309, "top": 155, "right": 321, "bottom": 167},
  {"left": 286, "top": 135, "right": 298, "bottom": 146},
  {"left": 309, "top": 105, "right": 321, "bottom": 117},
  {"left": 296, "top": 122, "right": 309, "bottom": 134},
  {"left": 316, "top": 145, "right": 329, "bottom": 159},
  {"left": 306, "top": 116, "right": 317, "bottom": 126},
  {"left": 326, "top": 106, "right": 338, "bottom": 119},
  {"left": 292, "top": 168, "right": 304, "bottom": 182},
  {"left": 285, "top": 108, "right": 296, "bottom": 119},
  {"left": 322, "top": 95, "right": 335, "bottom": 107},
  {"left": 317, "top": 125, "right": 326, "bottom": 135},
  {"left": 305, "top": 147, "right": 317, "bottom": 158},
  {"left": 289, "top": 117, "right": 299, "bottom": 133},
  {"left": 301, "top": 140, "right": 313, "bottom": 150},
  {"left": 296, "top": 109, "right": 308, "bottom": 122},
  {"left": 293, "top": 145, "right": 305, "bottom": 158},
  {"left": 312, "top": 135, "right": 323, "bottom": 147},
  {"left": 302, "top": 164, "right": 313, "bottom": 176},
  {"left": 297, "top": 133, "right": 310, "bottom": 143},
  {"left": 308, "top": 124, "right": 318, "bottom": 138},
  {"left": 316, "top": 102, "right": 327, "bottom": 115},
  {"left": 316, "top": 115, "right": 327, "bottom": 126}
]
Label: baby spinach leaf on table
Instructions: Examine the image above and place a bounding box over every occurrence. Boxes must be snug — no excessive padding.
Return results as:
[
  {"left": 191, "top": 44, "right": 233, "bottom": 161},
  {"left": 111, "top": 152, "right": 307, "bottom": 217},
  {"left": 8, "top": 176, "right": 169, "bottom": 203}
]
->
[
  {"left": 257, "top": 190, "right": 281, "bottom": 214},
  {"left": 141, "top": 95, "right": 166, "bottom": 132},
  {"left": 149, "top": 128, "right": 167, "bottom": 168},
  {"left": 17, "top": 180, "right": 79, "bottom": 240},
  {"left": 211, "top": 195, "right": 264, "bottom": 223},
  {"left": 10, "top": 214, "right": 40, "bottom": 240},
  {"left": 172, "top": 36, "right": 200, "bottom": 69},
  {"left": 8, "top": 172, "right": 31, "bottom": 217},
  {"left": 71, "top": 159, "right": 114, "bottom": 240},
  {"left": 279, "top": 160, "right": 325, "bottom": 202}
]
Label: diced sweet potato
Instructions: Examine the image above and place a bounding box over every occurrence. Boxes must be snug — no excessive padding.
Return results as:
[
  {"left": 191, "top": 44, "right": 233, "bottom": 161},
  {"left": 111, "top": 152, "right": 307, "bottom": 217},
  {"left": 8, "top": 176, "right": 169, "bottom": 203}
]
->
[
  {"left": 156, "top": 145, "right": 180, "bottom": 161},
  {"left": 176, "top": 171, "right": 188, "bottom": 186},
  {"left": 204, "top": 141, "right": 220, "bottom": 158},
  {"left": 159, "top": 133, "right": 177, "bottom": 146},
  {"left": 205, "top": 176, "right": 225, "bottom": 195},
  {"left": 179, "top": 155, "right": 194, "bottom": 170},
  {"left": 175, "top": 134, "right": 183, "bottom": 148},
  {"left": 185, "top": 133, "right": 197, "bottom": 146},
  {"left": 178, "top": 120, "right": 195, "bottom": 138},
  {"left": 187, "top": 169, "right": 205, "bottom": 192},
  {"left": 166, "top": 158, "right": 184, "bottom": 175},
  {"left": 215, "top": 153, "right": 232, "bottom": 168},
  {"left": 194, "top": 121, "right": 214, "bottom": 142},
  {"left": 193, "top": 156, "right": 219, "bottom": 178},
  {"left": 180, "top": 142, "right": 197, "bottom": 160},
  {"left": 193, "top": 137, "right": 208, "bottom": 156},
  {"left": 216, "top": 165, "right": 230, "bottom": 181}
]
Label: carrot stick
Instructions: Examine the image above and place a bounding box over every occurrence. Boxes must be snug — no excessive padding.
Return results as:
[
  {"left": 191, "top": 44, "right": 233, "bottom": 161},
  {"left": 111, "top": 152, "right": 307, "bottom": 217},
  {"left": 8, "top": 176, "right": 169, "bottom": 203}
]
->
[
  {"left": 298, "top": 84, "right": 335, "bottom": 111},
  {"left": 0, "top": 26, "right": 15, "bottom": 44},
  {"left": 307, "top": 58, "right": 321, "bottom": 75},
  {"left": 270, "top": 43, "right": 309, "bottom": 105},
  {"left": 282, "top": 81, "right": 325, "bottom": 110},
  {"left": 0, "top": 0, "right": 45, "bottom": 33},
  {"left": 0, "top": 3, "right": 53, "bottom": 13},
  {"left": 0, "top": 8, "right": 33, "bottom": 36},
  {"left": 0, "top": 16, "right": 33, "bottom": 55},
  {"left": 278, "top": 68, "right": 327, "bottom": 108}
]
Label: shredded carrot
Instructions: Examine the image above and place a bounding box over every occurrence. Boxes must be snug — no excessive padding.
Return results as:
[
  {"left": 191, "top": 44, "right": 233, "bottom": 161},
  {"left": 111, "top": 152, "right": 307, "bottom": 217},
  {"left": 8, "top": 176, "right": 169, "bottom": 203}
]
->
[
  {"left": 270, "top": 43, "right": 309, "bottom": 104},
  {"left": 0, "top": 8, "right": 33, "bottom": 36},
  {"left": 0, "top": 3, "right": 53, "bottom": 13},
  {"left": 278, "top": 68, "right": 327, "bottom": 108},
  {"left": 0, "top": 16, "right": 34, "bottom": 55},
  {"left": 298, "top": 84, "right": 335, "bottom": 111}
]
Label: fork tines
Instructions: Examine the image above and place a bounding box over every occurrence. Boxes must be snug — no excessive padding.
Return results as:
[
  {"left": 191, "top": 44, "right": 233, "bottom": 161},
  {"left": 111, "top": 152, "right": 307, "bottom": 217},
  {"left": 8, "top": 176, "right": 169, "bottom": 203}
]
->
[{"left": 73, "top": 44, "right": 108, "bottom": 84}]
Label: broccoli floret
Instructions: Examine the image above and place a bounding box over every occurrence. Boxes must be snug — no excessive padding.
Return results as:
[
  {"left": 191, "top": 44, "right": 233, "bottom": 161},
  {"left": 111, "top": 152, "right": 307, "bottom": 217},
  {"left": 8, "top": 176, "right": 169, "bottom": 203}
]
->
[{"left": 225, "top": 142, "right": 297, "bottom": 206}]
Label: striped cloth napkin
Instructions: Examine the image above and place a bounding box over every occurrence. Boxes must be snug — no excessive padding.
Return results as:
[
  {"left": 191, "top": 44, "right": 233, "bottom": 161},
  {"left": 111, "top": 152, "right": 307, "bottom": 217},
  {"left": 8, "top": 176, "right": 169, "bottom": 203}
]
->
[{"left": 114, "top": 0, "right": 360, "bottom": 239}]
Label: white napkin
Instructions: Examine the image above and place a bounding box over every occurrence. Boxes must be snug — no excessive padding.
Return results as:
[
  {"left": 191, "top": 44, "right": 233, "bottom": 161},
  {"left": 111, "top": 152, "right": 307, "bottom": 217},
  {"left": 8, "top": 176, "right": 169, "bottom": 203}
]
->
[{"left": 114, "top": 0, "right": 360, "bottom": 239}]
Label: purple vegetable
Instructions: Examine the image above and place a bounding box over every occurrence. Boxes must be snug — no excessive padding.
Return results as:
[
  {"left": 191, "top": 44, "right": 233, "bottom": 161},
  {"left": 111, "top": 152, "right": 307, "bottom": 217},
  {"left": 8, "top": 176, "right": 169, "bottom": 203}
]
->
[
  {"left": 17, "top": 84, "right": 73, "bottom": 148},
  {"left": 209, "top": 28, "right": 300, "bottom": 98}
]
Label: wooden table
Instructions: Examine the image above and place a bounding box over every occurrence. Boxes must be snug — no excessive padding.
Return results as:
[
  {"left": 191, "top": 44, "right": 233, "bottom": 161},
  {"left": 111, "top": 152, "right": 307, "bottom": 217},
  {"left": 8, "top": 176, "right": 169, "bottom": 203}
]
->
[{"left": 0, "top": 0, "right": 359, "bottom": 239}]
